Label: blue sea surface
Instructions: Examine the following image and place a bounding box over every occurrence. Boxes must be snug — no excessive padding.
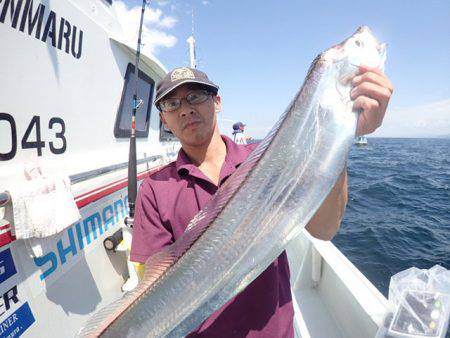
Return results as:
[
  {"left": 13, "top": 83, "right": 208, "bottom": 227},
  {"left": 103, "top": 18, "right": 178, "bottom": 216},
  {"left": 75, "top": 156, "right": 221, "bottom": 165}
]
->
[{"left": 333, "top": 138, "right": 450, "bottom": 297}]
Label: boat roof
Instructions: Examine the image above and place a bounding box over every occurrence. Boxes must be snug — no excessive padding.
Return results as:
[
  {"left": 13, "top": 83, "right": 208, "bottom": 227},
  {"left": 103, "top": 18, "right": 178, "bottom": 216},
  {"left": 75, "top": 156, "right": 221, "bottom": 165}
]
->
[{"left": 110, "top": 35, "right": 168, "bottom": 79}]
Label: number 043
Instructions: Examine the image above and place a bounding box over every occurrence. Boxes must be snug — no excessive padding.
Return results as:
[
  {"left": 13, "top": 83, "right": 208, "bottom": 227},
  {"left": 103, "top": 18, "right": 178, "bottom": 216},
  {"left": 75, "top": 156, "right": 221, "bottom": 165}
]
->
[{"left": 0, "top": 114, "right": 67, "bottom": 161}]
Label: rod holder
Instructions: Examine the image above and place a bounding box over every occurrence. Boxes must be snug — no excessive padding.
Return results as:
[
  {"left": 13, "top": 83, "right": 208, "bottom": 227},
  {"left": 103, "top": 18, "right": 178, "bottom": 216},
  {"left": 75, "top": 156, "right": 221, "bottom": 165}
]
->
[{"left": 103, "top": 229, "right": 123, "bottom": 251}]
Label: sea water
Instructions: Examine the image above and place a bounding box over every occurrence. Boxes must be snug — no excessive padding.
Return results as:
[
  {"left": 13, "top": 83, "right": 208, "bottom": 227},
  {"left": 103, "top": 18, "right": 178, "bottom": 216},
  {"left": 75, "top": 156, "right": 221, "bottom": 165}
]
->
[{"left": 333, "top": 138, "right": 450, "bottom": 296}]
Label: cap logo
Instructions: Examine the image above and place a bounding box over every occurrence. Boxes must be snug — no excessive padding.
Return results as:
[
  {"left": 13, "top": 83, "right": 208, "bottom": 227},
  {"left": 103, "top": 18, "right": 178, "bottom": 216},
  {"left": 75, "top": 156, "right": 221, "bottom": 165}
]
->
[{"left": 171, "top": 68, "right": 195, "bottom": 82}]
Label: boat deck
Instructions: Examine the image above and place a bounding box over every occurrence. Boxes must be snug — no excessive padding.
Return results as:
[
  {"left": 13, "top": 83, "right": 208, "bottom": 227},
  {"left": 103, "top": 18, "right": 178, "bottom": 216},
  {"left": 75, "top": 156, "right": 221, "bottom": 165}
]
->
[{"left": 287, "top": 230, "right": 389, "bottom": 338}]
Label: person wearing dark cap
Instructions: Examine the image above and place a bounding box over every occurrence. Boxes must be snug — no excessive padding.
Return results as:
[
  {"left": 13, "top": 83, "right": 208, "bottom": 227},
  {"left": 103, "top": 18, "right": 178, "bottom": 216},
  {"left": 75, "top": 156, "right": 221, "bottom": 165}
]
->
[
  {"left": 232, "top": 121, "right": 247, "bottom": 145},
  {"left": 130, "top": 66, "right": 393, "bottom": 337}
]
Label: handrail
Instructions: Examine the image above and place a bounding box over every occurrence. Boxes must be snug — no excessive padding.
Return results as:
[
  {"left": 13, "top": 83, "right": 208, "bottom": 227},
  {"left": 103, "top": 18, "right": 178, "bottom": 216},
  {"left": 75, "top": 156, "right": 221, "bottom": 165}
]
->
[
  {"left": 69, "top": 154, "right": 164, "bottom": 184},
  {"left": 0, "top": 153, "right": 177, "bottom": 206},
  {"left": 0, "top": 191, "right": 10, "bottom": 207}
]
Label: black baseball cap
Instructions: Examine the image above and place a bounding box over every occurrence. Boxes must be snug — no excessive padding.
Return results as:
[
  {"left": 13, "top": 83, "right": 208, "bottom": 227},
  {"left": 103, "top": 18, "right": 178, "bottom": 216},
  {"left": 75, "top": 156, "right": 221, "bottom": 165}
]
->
[
  {"left": 154, "top": 67, "right": 219, "bottom": 109},
  {"left": 233, "top": 122, "right": 246, "bottom": 130}
]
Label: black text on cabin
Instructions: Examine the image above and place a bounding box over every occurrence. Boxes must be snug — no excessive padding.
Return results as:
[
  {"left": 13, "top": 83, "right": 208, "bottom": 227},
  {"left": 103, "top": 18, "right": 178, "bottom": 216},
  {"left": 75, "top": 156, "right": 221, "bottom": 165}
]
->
[{"left": 0, "top": 0, "right": 83, "bottom": 60}]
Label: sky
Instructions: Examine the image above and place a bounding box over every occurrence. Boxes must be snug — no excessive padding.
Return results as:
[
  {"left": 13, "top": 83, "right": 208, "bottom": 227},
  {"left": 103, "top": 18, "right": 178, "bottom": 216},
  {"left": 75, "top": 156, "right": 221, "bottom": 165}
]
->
[{"left": 116, "top": 0, "right": 450, "bottom": 139}]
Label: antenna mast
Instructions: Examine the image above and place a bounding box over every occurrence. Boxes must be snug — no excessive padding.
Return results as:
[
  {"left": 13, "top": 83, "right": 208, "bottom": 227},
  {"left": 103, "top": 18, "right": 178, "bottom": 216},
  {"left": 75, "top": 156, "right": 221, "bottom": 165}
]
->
[{"left": 186, "top": 8, "right": 197, "bottom": 68}]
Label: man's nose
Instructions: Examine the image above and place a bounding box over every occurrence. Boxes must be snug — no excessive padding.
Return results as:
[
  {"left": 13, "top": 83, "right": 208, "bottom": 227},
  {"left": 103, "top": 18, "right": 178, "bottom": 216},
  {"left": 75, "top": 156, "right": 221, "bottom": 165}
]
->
[{"left": 179, "top": 99, "right": 195, "bottom": 117}]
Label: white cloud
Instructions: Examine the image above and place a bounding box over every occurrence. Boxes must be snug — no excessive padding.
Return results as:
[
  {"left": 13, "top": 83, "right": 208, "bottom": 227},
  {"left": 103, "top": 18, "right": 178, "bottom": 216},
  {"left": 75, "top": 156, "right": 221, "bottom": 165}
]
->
[
  {"left": 372, "top": 98, "right": 450, "bottom": 138},
  {"left": 156, "top": 0, "right": 170, "bottom": 7},
  {"left": 113, "top": 1, "right": 177, "bottom": 55},
  {"left": 202, "top": 0, "right": 210, "bottom": 5},
  {"left": 159, "top": 16, "right": 177, "bottom": 28}
]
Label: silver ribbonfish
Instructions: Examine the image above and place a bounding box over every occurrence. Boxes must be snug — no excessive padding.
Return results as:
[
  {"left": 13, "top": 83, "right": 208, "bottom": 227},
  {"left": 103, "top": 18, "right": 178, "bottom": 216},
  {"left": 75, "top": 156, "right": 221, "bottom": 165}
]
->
[{"left": 78, "top": 26, "right": 387, "bottom": 337}]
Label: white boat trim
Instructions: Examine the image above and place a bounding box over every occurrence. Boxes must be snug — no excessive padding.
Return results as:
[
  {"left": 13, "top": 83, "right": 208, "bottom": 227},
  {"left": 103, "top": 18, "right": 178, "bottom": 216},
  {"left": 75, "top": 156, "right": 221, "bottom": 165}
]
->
[
  {"left": 288, "top": 230, "right": 389, "bottom": 338},
  {"left": 110, "top": 36, "right": 168, "bottom": 79}
]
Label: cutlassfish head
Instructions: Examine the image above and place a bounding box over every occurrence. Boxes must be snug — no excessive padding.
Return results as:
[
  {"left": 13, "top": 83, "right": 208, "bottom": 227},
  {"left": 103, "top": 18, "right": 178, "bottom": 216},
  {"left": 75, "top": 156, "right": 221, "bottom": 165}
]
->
[
  {"left": 322, "top": 26, "right": 386, "bottom": 72},
  {"left": 319, "top": 26, "right": 387, "bottom": 104},
  {"left": 314, "top": 27, "right": 387, "bottom": 119},
  {"left": 335, "top": 26, "right": 387, "bottom": 71},
  {"left": 342, "top": 26, "right": 386, "bottom": 71}
]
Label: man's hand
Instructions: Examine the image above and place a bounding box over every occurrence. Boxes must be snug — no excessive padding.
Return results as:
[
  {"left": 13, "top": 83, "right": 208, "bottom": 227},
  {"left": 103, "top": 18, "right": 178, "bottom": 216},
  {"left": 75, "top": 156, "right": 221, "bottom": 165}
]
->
[{"left": 351, "top": 65, "right": 394, "bottom": 136}]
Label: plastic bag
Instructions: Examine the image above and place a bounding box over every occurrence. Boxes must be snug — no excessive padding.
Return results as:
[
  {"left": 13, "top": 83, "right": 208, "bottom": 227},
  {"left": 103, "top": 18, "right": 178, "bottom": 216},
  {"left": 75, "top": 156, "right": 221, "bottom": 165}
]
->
[{"left": 376, "top": 265, "right": 450, "bottom": 338}]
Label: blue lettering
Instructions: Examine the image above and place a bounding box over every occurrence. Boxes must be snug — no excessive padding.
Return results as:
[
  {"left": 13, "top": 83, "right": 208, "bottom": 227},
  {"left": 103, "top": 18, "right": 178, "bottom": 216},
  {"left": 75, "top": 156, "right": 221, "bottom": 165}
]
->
[
  {"left": 0, "top": 302, "right": 35, "bottom": 337},
  {"left": 57, "top": 228, "right": 77, "bottom": 264},
  {"left": 83, "top": 212, "right": 102, "bottom": 243},
  {"left": 34, "top": 252, "right": 57, "bottom": 280},
  {"left": 114, "top": 199, "right": 125, "bottom": 221},
  {"left": 124, "top": 196, "right": 129, "bottom": 215},
  {"left": 32, "top": 197, "right": 128, "bottom": 279},
  {"left": 0, "top": 249, "right": 17, "bottom": 284},
  {"left": 75, "top": 222, "right": 84, "bottom": 250},
  {"left": 102, "top": 205, "right": 115, "bottom": 231}
]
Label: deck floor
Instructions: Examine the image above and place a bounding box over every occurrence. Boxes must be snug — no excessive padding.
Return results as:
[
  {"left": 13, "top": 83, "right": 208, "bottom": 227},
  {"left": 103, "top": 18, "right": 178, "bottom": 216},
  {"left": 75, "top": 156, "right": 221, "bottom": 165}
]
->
[{"left": 293, "top": 288, "right": 344, "bottom": 338}]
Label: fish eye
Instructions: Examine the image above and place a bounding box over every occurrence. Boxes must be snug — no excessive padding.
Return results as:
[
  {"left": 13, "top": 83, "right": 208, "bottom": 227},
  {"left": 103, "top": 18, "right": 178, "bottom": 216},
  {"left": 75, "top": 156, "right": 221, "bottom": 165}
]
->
[{"left": 355, "top": 39, "right": 362, "bottom": 47}]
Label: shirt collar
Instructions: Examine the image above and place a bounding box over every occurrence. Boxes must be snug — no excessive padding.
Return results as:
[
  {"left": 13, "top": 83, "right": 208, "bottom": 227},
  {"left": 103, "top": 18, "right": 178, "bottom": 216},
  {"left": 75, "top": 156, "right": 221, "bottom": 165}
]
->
[{"left": 175, "top": 135, "right": 252, "bottom": 177}]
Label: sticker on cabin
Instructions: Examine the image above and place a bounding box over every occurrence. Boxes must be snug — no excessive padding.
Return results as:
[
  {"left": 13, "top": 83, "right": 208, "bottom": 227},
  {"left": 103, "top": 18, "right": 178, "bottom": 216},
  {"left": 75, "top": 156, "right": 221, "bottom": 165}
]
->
[
  {"left": 32, "top": 195, "right": 129, "bottom": 282},
  {"left": 0, "top": 302, "right": 35, "bottom": 338},
  {"left": 0, "top": 249, "right": 17, "bottom": 285},
  {"left": 0, "top": 225, "right": 15, "bottom": 249}
]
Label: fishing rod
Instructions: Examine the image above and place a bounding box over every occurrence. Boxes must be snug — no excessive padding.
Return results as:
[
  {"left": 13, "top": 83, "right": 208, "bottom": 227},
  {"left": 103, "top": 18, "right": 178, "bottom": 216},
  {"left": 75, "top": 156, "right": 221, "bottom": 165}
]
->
[{"left": 126, "top": 0, "right": 149, "bottom": 227}]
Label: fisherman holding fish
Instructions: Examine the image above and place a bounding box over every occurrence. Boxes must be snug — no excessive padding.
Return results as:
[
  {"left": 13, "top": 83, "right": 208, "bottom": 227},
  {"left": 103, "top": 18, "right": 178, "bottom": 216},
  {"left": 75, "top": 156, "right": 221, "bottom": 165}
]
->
[{"left": 130, "top": 60, "right": 393, "bottom": 336}]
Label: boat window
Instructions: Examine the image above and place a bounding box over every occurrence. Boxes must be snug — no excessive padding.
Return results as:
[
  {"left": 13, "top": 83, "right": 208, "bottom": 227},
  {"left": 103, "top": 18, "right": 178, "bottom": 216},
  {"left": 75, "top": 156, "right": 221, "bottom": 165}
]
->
[{"left": 114, "top": 63, "right": 154, "bottom": 138}]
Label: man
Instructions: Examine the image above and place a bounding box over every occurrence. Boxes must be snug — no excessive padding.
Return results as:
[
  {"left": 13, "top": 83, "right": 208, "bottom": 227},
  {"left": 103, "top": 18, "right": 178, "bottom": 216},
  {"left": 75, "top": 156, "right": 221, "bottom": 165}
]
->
[
  {"left": 232, "top": 121, "right": 247, "bottom": 145},
  {"left": 130, "top": 66, "right": 393, "bottom": 337}
]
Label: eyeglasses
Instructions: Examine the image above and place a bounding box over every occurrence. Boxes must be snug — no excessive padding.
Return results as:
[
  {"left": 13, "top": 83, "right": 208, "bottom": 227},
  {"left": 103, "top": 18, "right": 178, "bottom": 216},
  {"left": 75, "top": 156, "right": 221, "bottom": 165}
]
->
[{"left": 159, "top": 90, "right": 212, "bottom": 112}]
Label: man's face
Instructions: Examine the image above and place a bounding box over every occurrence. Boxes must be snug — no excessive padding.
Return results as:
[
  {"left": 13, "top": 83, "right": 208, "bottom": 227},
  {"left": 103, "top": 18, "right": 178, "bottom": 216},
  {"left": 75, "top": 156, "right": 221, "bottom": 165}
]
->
[{"left": 159, "top": 84, "right": 222, "bottom": 147}]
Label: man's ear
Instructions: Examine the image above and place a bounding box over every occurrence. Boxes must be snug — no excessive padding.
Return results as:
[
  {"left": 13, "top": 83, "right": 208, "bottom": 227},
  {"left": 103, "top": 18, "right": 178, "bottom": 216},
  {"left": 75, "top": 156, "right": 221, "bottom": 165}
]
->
[{"left": 214, "top": 95, "right": 222, "bottom": 114}]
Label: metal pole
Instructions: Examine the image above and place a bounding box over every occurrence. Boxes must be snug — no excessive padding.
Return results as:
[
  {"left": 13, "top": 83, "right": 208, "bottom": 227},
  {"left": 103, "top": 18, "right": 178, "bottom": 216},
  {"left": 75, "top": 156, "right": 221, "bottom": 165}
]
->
[
  {"left": 187, "top": 7, "right": 197, "bottom": 69},
  {"left": 127, "top": 0, "right": 148, "bottom": 225}
]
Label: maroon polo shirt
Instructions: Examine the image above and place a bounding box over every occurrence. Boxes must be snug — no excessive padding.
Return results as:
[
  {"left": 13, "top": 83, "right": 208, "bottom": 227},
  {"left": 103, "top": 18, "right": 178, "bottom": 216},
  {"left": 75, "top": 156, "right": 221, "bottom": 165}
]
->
[{"left": 131, "top": 135, "right": 294, "bottom": 338}]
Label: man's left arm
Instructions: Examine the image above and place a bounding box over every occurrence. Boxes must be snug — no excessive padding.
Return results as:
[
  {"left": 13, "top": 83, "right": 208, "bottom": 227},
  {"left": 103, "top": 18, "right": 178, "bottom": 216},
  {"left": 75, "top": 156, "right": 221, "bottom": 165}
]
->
[
  {"left": 306, "top": 167, "right": 348, "bottom": 240},
  {"left": 306, "top": 66, "right": 394, "bottom": 240}
]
